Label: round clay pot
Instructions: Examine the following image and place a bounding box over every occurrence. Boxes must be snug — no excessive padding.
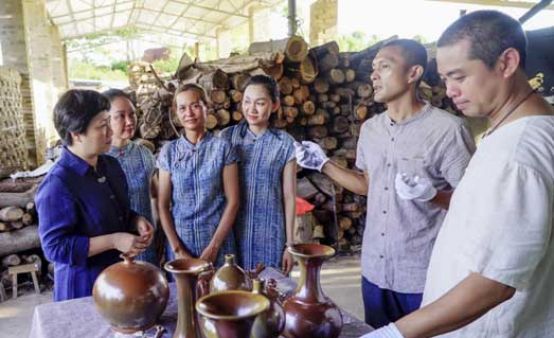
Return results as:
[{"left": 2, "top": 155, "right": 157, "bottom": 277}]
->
[
  {"left": 210, "top": 254, "right": 252, "bottom": 292},
  {"left": 92, "top": 254, "right": 169, "bottom": 334},
  {"left": 196, "top": 290, "right": 270, "bottom": 338},
  {"left": 283, "top": 243, "right": 343, "bottom": 338}
]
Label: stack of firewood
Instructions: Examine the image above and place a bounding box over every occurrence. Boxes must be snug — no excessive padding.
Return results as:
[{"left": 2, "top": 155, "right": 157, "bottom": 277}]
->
[{"left": 131, "top": 36, "right": 459, "bottom": 252}]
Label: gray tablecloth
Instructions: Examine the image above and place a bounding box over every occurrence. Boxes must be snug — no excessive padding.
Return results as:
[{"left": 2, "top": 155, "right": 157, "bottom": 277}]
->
[{"left": 29, "top": 267, "right": 372, "bottom": 338}]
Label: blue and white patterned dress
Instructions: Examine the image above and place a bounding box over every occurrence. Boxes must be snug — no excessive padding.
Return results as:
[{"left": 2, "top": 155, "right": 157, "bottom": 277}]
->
[
  {"left": 106, "top": 141, "right": 158, "bottom": 265},
  {"left": 220, "top": 122, "right": 295, "bottom": 270},
  {"left": 157, "top": 132, "right": 238, "bottom": 267}
]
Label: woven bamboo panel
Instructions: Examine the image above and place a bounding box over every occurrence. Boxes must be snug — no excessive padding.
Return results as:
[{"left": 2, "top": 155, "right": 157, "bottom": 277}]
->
[{"left": 0, "top": 67, "right": 29, "bottom": 178}]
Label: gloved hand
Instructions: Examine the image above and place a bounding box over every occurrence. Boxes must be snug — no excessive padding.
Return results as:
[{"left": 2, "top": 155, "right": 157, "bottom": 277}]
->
[
  {"left": 360, "top": 323, "right": 405, "bottom": 338},
  {"left": 293, "top": 141, "right": 329, "bottom": 172},
  {"left": 395, "top": 173, "right": 437, "bottom": 202}
]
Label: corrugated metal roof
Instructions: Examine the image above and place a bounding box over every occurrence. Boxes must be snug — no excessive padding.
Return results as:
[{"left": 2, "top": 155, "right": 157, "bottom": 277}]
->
[{"left": 45, "top": 0, "right": 282, "bottom": 40}]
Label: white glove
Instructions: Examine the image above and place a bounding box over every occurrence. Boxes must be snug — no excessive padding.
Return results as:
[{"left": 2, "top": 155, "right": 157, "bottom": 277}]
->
[
  {"left": 294, "top": 141, "right": 329, "bottom": 172},
  {"left": 394, "top": 173, "right": 437, "bottom": 202},
  {"left": 360, "top": 323, "right": 405, "bottom": 338}
]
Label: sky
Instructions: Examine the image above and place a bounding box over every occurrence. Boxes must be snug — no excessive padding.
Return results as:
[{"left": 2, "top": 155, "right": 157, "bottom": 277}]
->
[{"left": 337, "top": 0, "right": 554, "bottom": 42}]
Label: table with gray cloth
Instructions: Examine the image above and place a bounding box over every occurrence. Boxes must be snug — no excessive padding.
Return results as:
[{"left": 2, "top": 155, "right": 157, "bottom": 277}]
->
[{"left": 29, "top": 267, "right": 373, "bottom": 338}]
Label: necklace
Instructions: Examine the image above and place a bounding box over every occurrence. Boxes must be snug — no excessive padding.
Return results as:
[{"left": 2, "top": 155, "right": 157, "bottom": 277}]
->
[{"left": 482, "top": 89, "right": 535, "bottom": 139}]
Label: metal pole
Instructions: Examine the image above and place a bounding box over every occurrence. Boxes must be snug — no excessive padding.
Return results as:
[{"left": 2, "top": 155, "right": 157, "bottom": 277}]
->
[
  {"left": 519, "top": 0, "right": 552, "bottom": 24},
  {"left": 288, "top": 0, "right": 297, "bottom": 37}
]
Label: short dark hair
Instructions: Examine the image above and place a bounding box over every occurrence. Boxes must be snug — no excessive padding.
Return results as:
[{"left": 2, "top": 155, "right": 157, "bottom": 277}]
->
[
  {"left": 174, "top": 83, "right": 210, "bottom": 105},
  {"left": 102, "top": 88, "right": 133, "bottom": 103},
  {"left": 437, "top": 10, "right": 527, "bottom": 69},
  {"left": 381, "top": 39, "right": 428, "bottom": 76},
  {"left": 245, "top": 74, "right": 280, "bottom": 103},
  {"left": 53, "top": 89, "right": 110, "bottom": 145}
]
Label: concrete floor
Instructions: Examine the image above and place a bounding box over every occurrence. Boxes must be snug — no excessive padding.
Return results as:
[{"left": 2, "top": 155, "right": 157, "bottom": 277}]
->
[{"left": 0, "top": 254, "right": 363, "bottom": 338}]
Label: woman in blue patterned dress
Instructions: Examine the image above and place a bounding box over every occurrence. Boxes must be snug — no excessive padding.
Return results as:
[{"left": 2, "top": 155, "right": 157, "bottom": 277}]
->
[
  {"left": 158, "top": 84, "right": 239, "bottom": 266},
  {"left": 220, "top": 75, "right": 296, "bottom": 274},
  {"left": 103, "top": 89, "right": 159, "bottom": 265}
]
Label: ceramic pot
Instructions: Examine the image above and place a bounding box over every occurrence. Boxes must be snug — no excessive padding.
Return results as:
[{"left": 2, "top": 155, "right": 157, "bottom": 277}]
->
[
  {"left": 92, "top": 254, "right": 169, "bottom": 334},
  {"left": 251, "top": 278, "right": 286, "bottom": 338},
  {"left": 282, "top": 244, "right": 343, "bottom": 338},
  {"left": 164, "top": 258, "right": 212, "bottom": 338},
  {"left": 209, "top": 254, "right": 252, "bottom": 292},
  {"left": 196, "top": 290, "right": 270, "bottom": 338}
]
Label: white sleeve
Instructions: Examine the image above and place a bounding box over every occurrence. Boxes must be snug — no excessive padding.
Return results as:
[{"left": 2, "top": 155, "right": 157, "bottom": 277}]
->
[
  {"left": 356, "top": 123, "right": 369, "bottom": 171},
  {"left": 463, "top": 162, "right": 553, "bottom": 289}
]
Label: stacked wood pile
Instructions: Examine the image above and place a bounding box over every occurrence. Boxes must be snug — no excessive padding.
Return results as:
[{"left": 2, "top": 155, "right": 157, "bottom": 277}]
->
[
  {"left": 0, "top": 67, "right": 30, "bottom": 178},
  {"left": 0, "top": 178, "right": 44, "bottom": 295},
  {"left": 131, "top": 36, "right": 458, "bottom": 252}
]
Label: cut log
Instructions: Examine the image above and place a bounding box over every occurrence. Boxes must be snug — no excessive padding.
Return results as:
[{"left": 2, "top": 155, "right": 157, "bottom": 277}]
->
[
  {"left": 205, "top": 113, "right": 218, "bottom": 130},
  {"left": 198, "top": 69, "right": 229, "bottom": 91},
  {"left": 309, "top": 173, "right": 336, "bottom": 197},
  {"left": 2, "top": 254, "right": 21, "bottom": 268},
  {"left": 293, "top": 86, "right": 310, "bottom": 104},
  {"left": 283, "top": 107, "right": 299, "bottom": 119},
  {"left": 21, "top": 213, "right": 33, "bottom": 226},
  {"left": 344, "top": 69, "right": 356, "bottom": 83},
  {"left": 0, "top": 222, "right": 9, "bottom": 232},
  {"left": 248, "top": 36, "right": 308, "bottom": 63},
  {"left": 301, "top": 101, "right": 316, "bottom": 115},
  {"left": 331, "top": 116, "right": 350, "bottom": 134},
  {"left": 283, "top": 95, "right": 296, "bottom": 107},
  {"left": 140, "top": 123, "right": 160, "bottom": 139},
  {"left": 231, "top": 73, "right": 250, "bottom": 91},
  {"left": 10, "top": 221, "right": 24, "bottom": 230},
  {"left": 329, "top": 93, "right": 341, "bottom": 103},
  {"left": 307, "top": 126, "right": 328, "bottom": 139},
  {"left": 310, "top": 41, "right": 340, "bottom": 58},
  {"left": 23, "top": 254, "right": 42, "bottom": 274},
  {"left": 319, "top": 137, "right": 338, "bottom": 150},
  {"left": 278, "top": 77, "right": 293, "bottom": 95},
  {"left": 0, "top": 207, "right": 24, "bottom": 223},
  {"left": 313, "top": 78, "right": 329, "bottom": 94},
  {"left": 210, "top": 89, "right": 227, "bottom": 105},
  {"left": 290, "top": 77, "right": 300, "bottom": 89},
  {"left": 357, "top": 83, "right": 373, "bottom": 98},
  {"left": 307, "top": 112, "right": 328, "bottom": 126},
  {"left": 0, "top": 185, "right": 37, "bottom": 208},
  {"left": 317, "top": 94, "right": 329, "bottom": 103},
  {"left": 299, "top": 55, "right": 318, "bottom": 84},
  {"left": 262, "top": 63, "right": 284, "bottom": 80},
  {"left": 232, "top": 111, "right": 243, "bottom": 122},
  {"left": 216, "top": 109, "right": 231, "bottom": 126},
  {"left": 327, "top": 69, "right": 345, "bottom": 85},
  {"left": 355, "top": 104, "right": 369, "bottom": 120},
  {"left": 229, "top": 89, "right": 243, "bottom": 103}
]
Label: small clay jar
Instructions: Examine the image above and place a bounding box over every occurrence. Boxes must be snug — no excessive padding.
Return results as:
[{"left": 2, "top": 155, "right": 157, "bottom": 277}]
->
[
  {"left": 92, "top": 254, "right": 169, "bottom": 334},
  {"left": 250, "top": 278, "right": 286, "bottom": 338},
  {"left": 196, "top": 290, "right": 270, "bottom": 338},
  {"left": 210, "top": 254, "right": 252, "bottom": 292}
]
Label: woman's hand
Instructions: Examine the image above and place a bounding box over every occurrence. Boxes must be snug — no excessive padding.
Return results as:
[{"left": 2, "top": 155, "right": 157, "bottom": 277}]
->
[
  {"left": 282, "top": 249, "right": 294, "bottom": 276},
  {"left": 173, "top": 245, "right": 191, "bottom": 259},
  {"left": 200, "top": 244, "right": 220, "bottom": 263},
  {"left": 135, "top": 216, "right": 154, "bottom": 247},
  {"left": 112, "top": 232, "right": 149, "bottom": 256}
]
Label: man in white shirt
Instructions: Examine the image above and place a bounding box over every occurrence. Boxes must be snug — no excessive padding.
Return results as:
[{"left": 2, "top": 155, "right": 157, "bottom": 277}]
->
[{"left": 366, "top": 10, "right": 554, "bottom": 338}]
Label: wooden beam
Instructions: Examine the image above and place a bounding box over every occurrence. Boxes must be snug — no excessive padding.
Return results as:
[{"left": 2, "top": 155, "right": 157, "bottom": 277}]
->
[
  {"left": 425, "top": 0, "right": 554, "bottom": 10},
  {"left": 172, "top": 0, "right": 249, "bottom": 18}
]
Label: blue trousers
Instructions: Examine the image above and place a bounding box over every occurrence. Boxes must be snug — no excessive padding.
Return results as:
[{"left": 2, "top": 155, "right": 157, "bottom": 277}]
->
[{"left": 362, "top": 277, "right": 422, "bottom": 329}]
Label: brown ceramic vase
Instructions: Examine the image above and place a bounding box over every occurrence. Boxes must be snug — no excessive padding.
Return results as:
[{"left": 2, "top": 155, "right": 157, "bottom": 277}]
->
[
  {"left": 209, "top": 254, "right": 252, "bottom": 292},
  {"left": 196, "top": 290, "right": 270, "bottom": 338},
  {"left": 251, "top": 278, "right": 286, "bottom": 338},
  {"left": 283, "top": 243, "right": 343, "bottom": 338},
  {"left": 92, "top": 254, "right": 169, "bottom": 334},
  {"left": 164, "top": 257, "right": 212, "bottom": 338}
]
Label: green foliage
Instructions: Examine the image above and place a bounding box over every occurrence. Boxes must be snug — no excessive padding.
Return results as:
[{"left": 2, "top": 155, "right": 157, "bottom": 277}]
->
[
  {"left": 69, "top": 61, "right": 127, "bottom": 81},
  {"left": 111, "top": 60, "right": 128, "bottom": 73},
  {"left": 152, "top": 57, "right": 180, "bottom": 74},
  {"left": 338, "top": 31, "right": 380, "bottom": 52}
]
